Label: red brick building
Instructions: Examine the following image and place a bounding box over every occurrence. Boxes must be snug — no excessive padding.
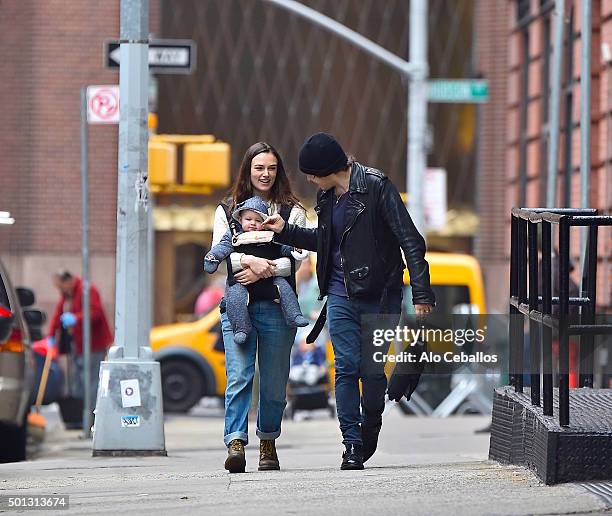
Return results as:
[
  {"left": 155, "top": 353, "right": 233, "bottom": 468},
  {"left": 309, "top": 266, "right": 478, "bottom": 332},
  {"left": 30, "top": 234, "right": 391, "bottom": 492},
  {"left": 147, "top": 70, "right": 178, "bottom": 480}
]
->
[
  {"left": 475, "top": 0, "right": 611, "bottom": 312},
  {"left": 0, "top": 1, "right": 159, "bottom": 323}
]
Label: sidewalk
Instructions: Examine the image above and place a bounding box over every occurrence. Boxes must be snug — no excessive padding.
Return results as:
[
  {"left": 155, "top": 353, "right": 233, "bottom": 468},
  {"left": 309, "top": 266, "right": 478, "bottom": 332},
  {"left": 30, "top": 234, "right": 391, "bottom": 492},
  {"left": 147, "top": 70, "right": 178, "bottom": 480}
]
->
[{"left": 1, "top": 404, "right": 609, "bottom": 515}]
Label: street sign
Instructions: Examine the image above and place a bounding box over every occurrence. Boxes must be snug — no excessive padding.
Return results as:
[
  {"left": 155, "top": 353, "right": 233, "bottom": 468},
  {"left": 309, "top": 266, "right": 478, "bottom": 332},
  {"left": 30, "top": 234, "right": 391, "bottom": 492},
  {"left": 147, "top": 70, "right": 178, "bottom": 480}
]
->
[
  {"left": 427, "top": 79, "right": 489, "bottom": 103},
  {"left": 105, "top": 39, "right": 196, "bottom": 74},
  {"left": 86, "top": 85, "right": 120, "bottom": 124},
  {"left": 423, "top": 168, "right": 447, "bottom": 230}
]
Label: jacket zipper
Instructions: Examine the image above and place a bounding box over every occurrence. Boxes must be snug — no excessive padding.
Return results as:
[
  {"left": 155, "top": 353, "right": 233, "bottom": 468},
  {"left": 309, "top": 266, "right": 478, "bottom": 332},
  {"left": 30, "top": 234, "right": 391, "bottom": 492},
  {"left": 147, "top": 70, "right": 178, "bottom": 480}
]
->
[{"left": 339, "top": 197, "right": 365, "bottom": 300}]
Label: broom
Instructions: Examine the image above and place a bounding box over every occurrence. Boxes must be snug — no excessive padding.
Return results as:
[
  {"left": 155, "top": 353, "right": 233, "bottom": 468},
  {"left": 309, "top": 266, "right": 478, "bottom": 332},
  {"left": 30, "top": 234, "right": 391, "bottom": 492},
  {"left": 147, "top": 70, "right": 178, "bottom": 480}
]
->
[{"left": 27, "top": 339, "right": 54, "bottom": 441}]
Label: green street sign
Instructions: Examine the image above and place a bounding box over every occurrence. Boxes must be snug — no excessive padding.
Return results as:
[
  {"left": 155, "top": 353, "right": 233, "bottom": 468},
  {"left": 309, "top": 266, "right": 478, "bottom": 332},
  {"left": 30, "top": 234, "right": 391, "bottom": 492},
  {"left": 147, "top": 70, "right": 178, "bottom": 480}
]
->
[{"left": 427, "top": 80, "right": 489, "bottom": 103}]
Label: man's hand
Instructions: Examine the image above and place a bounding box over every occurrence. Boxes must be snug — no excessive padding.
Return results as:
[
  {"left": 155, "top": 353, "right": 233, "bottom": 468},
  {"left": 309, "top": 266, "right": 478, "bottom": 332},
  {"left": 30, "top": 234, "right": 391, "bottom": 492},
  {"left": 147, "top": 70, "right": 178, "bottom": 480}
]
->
[
  {"left": 261, "top": 214, "right": 286, "bottom": 233},
  {"left": 240, "top": 255, "right": 276, "bottom": 278},
  {"left": 414, "top": 304, "right": 433, "bottom": 317}
]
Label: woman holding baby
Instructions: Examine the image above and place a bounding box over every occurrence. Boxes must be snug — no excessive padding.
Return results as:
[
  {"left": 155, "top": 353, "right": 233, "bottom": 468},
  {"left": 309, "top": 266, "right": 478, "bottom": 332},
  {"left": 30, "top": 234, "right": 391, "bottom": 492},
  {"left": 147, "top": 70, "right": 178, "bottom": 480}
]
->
[{"left": 210, "top": 142, "right": 307, "bottom": 473}]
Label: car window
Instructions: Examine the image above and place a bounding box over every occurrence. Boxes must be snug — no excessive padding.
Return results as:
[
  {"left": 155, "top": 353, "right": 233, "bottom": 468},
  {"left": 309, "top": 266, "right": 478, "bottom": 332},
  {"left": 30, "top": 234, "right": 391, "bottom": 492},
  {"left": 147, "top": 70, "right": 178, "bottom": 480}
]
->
[{"left": 0, "top": 272, "right": 11, "bottom": 311}]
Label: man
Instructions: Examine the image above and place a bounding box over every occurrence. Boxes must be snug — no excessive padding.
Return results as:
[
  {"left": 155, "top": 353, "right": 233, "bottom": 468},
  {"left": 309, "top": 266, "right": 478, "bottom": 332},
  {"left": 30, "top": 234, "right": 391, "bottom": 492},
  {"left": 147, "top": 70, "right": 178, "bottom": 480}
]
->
[
  {"left": 263, "top": 133, "right": 435, "bottom": 470},
  {"left": 48, "top": 270, "right": 113, "bottom": 417}
]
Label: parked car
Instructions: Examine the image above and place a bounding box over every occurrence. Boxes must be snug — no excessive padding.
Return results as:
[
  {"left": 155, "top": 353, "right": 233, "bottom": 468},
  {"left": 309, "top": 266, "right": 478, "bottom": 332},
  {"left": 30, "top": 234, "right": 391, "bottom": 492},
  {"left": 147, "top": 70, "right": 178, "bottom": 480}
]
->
[
  {"left": 0, "top": 258, "right": 43, "bottom": 462},
  {"left": 150, "top": 309, "right": 226, "bottom": 413}
]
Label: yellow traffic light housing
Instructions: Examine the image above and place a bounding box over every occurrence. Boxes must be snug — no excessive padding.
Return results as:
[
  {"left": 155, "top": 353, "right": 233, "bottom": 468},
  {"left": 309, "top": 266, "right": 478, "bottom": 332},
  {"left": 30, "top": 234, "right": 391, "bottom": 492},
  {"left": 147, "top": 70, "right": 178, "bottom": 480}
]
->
[
  {"left": 148, "top": 141, "right": 177, "bottom": 186},
  {"left": 183, "top": 142, "right": 230, "bottom": 188}
]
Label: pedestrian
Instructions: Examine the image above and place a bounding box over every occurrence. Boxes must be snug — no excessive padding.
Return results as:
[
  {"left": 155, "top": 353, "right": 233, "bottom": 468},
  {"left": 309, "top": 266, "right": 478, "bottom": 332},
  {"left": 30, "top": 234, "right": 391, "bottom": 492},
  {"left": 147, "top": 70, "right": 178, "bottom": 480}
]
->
[
  {"left": 211, "top": 142, "right": 307, "bottom": 473},
  {"left": 263, "top": 132, "right": 436, "bottom": 470},
  {"left": 47, "top": 270, "right": 113, "bottom": 422}
]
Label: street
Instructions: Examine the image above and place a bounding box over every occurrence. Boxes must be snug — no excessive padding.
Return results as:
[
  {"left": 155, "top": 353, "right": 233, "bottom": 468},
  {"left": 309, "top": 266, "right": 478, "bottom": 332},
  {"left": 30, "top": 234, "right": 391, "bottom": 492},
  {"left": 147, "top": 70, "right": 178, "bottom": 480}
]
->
[{"left": 1, "top": 403, "right": 609, "bottom": 515}]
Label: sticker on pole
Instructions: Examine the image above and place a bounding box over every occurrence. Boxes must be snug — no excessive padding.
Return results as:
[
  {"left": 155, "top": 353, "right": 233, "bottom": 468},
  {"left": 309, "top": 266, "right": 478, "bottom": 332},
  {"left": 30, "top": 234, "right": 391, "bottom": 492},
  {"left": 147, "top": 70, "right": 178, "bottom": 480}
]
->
[
  {"left": 120, "top": 379, "right": 142, "bottom": 408},
  {"left": 121, "top": 415, "right": 140, "bottom": 428},
  {"left": 87, "top": 85, "right": 120, "bottom": 124}
]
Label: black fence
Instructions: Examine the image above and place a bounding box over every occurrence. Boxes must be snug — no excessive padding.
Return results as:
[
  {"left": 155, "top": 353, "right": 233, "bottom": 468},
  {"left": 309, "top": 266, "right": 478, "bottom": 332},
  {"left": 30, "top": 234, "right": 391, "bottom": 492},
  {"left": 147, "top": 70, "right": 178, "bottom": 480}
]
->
[{"left": 509, "top": 207, "right": 612, "bottom": 426}]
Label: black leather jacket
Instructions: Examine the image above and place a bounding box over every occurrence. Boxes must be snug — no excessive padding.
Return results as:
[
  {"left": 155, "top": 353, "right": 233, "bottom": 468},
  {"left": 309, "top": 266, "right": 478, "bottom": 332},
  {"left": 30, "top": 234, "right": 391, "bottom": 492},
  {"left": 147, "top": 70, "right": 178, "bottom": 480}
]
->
[{"left": 275, "top": 162, "right": 435, "bottom": 306}]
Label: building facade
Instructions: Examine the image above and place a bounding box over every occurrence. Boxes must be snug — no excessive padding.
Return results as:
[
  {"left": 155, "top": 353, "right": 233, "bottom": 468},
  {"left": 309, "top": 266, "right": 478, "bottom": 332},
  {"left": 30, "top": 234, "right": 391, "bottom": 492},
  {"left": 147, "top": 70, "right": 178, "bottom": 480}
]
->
[
  {"left": 0, "top": 1, "right": 160, "bottom": 324},
  {"left": 503, "top": 0, "right": 611, "bottom": 309}
]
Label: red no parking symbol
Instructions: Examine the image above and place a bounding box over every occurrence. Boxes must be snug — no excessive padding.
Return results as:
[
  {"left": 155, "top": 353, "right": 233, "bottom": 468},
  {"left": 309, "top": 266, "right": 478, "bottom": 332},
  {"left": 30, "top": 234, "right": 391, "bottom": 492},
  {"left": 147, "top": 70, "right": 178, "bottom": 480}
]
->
[{"left": 86, "top": 85, "right": 120, "bottom": 124}]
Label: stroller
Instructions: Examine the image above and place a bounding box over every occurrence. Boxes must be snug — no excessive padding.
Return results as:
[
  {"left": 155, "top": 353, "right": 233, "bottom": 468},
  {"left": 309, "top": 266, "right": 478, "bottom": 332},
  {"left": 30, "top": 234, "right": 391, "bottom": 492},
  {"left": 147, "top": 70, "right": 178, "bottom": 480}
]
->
[{"left": 285, "top": 328, "right": 334, "bottom": 420}]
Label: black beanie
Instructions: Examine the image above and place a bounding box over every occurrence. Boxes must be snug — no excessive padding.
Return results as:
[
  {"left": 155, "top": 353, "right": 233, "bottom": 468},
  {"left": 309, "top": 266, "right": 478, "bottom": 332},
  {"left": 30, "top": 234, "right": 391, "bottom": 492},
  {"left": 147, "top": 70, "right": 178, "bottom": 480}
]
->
[{"left": 298, "top": 132, "right": 348, "bottom": 177}]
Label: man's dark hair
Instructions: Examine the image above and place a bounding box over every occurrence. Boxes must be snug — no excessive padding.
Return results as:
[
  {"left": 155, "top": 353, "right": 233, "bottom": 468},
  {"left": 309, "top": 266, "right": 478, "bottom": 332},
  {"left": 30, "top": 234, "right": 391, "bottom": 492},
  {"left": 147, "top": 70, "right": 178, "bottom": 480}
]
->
[{"left": 55, "top": 269, "right": 73, "bottom": 282}]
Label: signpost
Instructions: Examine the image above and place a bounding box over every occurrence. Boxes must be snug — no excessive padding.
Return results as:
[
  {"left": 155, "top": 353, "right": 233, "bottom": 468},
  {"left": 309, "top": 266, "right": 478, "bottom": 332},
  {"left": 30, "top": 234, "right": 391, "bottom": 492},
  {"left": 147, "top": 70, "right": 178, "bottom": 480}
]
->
[
  {"left": 93, "top": 0, "right": 166, "bottom": 456},
  {"left": 427, "top": 79, "right": 489, "bottom": 103},
  {"left": 105, "top": 39, "right": 196, "bottom": 74},
  {"left": 79, "top": 84, "right": 121, "bottom": 438}
]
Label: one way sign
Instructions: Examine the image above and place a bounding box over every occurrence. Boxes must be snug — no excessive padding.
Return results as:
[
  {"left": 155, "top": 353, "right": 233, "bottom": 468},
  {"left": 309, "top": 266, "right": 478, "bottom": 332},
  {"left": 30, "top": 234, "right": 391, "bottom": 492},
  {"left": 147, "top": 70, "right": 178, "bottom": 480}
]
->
[{"left": 105, "top": 39, "right": 196, "bottom": 74}]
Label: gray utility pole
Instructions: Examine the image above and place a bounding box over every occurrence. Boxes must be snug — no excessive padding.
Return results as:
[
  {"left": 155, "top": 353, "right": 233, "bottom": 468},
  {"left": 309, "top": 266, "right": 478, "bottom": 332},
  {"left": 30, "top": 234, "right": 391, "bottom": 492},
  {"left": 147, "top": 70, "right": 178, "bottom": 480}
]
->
[
  {"left": 546, "top": 0, "right": 565, "bottom": 208},
  {"left": 93, "top": 0, "right": 166, "bottom": 456},
  {"left": 580, "top": 0, "right": 592, "bottom": 280},
  {"left": 261, "top": 0, "right": 428, "bottom": 233},
  {"left": 408, "top": 0, "right": 428, "bottom": 234},
  {"left": 79, "top": 88, "right": 92, "bottom": 439}
]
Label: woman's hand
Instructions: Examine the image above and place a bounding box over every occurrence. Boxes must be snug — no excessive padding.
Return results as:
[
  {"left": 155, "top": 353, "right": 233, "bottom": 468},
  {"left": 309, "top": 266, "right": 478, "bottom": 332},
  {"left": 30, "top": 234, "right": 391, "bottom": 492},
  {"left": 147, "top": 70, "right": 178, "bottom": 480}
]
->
[
  {"left": 239, "top": 255, "right": 276, "bottom": 278},
  {"left": 261, "top": 214, "right": 286, "bottom": 233}
]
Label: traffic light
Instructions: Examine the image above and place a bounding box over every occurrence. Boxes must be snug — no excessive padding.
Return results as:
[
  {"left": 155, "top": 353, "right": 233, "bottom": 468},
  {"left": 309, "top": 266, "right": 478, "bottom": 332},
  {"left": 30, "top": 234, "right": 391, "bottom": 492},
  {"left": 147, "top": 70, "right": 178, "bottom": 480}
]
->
[
  {"left": 183, "top": 142, "right": 230, "bottom": 187},
  {"left": 148, "top": 141, "right": 177, "bottom": 185},
  {"left": 147, "top": 135, "right": 230, "bottom": 192}
]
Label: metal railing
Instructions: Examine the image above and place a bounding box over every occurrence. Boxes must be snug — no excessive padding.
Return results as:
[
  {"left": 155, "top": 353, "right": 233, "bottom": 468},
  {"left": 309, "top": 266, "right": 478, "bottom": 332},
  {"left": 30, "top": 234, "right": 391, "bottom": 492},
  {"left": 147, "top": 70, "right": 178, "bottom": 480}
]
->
[{"left": 509, "top": 207, "right": 612, "bottom": 426}]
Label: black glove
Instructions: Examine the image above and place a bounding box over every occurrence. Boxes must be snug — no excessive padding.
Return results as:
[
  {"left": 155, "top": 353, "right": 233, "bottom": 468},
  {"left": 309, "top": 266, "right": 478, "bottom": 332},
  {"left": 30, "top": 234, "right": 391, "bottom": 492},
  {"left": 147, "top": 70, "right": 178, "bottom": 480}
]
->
[{"left": 387, "top": 340, "right": 426, "bottom": 402}]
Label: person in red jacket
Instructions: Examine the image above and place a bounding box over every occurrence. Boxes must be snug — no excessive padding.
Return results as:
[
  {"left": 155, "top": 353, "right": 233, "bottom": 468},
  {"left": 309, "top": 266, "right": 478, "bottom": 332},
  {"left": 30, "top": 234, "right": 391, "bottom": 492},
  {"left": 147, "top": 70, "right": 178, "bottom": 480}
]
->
[{"left": 47, "top": 270, "right": 113, "bottom": 408}]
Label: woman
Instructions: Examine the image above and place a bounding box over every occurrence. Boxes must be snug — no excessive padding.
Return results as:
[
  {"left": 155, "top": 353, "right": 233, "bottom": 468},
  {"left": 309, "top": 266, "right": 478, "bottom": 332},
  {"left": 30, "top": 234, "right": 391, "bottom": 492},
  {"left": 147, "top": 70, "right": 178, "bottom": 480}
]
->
[{"left": 211, "top": 142, "right": 306, "bottom": 473}]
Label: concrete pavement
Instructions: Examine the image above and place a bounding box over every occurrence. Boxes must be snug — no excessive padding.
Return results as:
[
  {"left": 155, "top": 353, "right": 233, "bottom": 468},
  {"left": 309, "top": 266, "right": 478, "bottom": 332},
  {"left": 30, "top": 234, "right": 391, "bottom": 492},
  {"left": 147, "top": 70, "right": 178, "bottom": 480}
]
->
[{"left": 0, "top": 402, "right": 609, "bottom": 515}]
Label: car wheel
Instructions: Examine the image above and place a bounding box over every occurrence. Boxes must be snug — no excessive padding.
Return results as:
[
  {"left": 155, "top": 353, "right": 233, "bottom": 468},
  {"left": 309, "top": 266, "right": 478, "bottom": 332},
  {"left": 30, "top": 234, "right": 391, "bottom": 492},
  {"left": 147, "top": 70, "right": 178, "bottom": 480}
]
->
[
  {"left": 0, "top": 419, "right": 27, "bottom": 463},
  {"left": 160, "top": 359, "right": 205, "bottom": 413}
]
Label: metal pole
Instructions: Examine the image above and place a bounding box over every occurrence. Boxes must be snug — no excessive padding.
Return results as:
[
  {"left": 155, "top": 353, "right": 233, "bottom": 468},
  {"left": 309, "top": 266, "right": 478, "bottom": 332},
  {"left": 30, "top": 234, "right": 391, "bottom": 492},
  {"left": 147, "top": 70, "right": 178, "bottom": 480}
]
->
[
  {"left": 408, "top": 0, "right": 428, "bottom": 234},
  {"left": 558, "top": 218, "right": 570, "bottom": 427},
  {"left": 516, "top": 217, "right": 527, "bottom": 393},
  {"left": 579, "top": 0, "right": 592, "bottom": 281},
  {"left": 259, "top": 0, "right": 426, "bottom": 232},
  {"left": 261, "top": 0, "right": 414, "bottom": 76},
  {"left": 509, "top": 215, "right": 518, "bottom": 389},
  {"left": 114, "top": 0, "right": 150, "bottom": 360},
  {"left": 528, "top": 221, "right": 540, "bottom": 406},
  {"left": 93, "top": 0, "right": 166, "bottom": 456},
  {"left": 579, "top": 225, "right": 597, "bottom": 388},
  {"left": 80, "top": 87, "right": 92, "bottom": 439},
  {"left": 546, "top": 0, "right": 565, "bottom": 207},
  {"left": 541, "top": 221, "right": 553, "bottom": 416}
]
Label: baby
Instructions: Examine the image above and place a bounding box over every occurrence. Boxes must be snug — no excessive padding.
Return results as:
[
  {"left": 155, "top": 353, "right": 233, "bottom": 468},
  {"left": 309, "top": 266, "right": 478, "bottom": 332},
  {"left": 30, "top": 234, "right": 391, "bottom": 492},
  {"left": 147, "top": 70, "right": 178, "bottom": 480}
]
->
[{"left": 205, "top": 196, "right": 309, "bottom": 345}]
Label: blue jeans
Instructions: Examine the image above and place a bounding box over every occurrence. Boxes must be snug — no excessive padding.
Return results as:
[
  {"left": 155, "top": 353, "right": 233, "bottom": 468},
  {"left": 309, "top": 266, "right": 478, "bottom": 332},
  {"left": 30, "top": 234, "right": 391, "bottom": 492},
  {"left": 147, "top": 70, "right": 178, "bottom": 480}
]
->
[
  {"left": 222, "top": 300, "right": 296, "bottom": 446},
  {"left": 327, "top": 291, "right": 402, "bottom": 445}
]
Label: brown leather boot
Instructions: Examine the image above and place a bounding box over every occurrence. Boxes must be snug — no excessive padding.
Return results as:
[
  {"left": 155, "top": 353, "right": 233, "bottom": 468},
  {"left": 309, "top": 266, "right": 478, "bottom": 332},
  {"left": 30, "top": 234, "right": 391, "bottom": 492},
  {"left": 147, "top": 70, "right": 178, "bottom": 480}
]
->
[
  {"left": 258, "top": 439, "right": 280, "bottom": 471},
  {"left": 224, "top": 439, "right": 246, "bottom": 473}
]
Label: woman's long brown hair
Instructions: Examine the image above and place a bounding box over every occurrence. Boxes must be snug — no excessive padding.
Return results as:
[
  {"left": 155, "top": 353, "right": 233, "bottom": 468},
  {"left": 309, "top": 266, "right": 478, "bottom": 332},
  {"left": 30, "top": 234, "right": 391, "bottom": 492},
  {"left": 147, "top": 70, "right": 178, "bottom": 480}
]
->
[{"left": 227, "top": 142, "right": 302, "bottom": 210}]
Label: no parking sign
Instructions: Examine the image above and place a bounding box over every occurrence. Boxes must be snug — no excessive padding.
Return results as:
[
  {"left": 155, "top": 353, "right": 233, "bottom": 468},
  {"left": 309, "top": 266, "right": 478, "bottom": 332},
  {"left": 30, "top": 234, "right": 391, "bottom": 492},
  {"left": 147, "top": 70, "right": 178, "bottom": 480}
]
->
[{"left": 86, "top": 85, "right": 120, "bottom": 124}]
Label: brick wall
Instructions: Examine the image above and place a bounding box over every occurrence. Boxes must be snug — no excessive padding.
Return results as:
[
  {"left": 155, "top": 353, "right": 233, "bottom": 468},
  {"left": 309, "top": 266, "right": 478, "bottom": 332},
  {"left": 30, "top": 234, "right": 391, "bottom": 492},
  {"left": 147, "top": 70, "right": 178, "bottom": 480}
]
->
[
  {"left": 474, "top": 0, "right": 512, "bottom": 313},
  {"left": 504, "top": 0, "right": 611, "bottom": 308},
  {"left": 0, "top": 0, "right": 160, "bottom": 326}
]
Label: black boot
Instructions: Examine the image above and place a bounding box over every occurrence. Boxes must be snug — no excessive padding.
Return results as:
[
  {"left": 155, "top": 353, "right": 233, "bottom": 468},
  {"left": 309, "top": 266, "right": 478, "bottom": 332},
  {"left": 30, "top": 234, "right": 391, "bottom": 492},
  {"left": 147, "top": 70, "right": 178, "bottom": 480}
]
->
[
  {"left": 341, "top": 443, "right": 364, "bottom": 470},
  {"left": 361, "top": 422, "right": 382, "bottom": 463}
]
